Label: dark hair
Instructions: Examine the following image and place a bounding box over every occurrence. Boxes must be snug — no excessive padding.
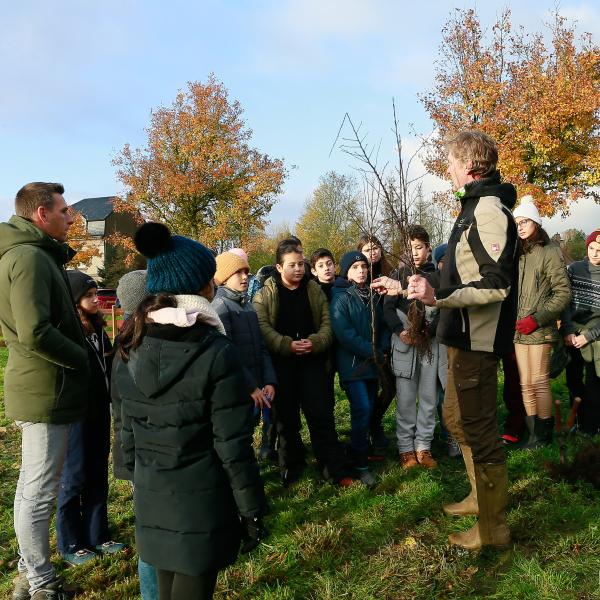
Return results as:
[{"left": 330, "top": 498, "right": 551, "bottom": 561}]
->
[
  {"left": 444, "top": 130, "right": 498, "bottom": 178},
  {"left": 310, "top": 248, "right": 335, "bottom": 267},
  {"left": 276, "top": 243, "right": 303, "bottom": 266},
  {"left": 356, "top": 234, "right": 392, "bottom": 276},
  {"left": 15, "top": 182, "right": 65, "bottom": 218},
  {"left": 277, "top": 236, "right": 302, "bottom": 250},
  {"left": 116, "top": 293, "right": 177, "bottom": 361},
  {"left": 521, "top": 224, "right": 551, "bottom": 254},
  {"left": 77, "top": 303, "right": 106, "bottom": 337},
  {"left": 407, "top": 224, "right": 430, "bottom": 245}
]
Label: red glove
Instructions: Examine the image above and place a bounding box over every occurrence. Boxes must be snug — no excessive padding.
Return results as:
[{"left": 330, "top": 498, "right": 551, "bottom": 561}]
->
[{"left": 515, "top": 315, "right": 539, "bottom": 335}]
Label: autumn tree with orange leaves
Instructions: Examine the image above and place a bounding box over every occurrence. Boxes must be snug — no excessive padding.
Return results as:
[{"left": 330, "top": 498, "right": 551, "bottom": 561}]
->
[
  {"left": 111, "top": 75, "right": 287, "bottom": 257},
  {"left": 66, "top": 210, "right": 101, "bottom": 268},
  {"left": 421, "top": 9, "right": 600, "bottom": 216}
]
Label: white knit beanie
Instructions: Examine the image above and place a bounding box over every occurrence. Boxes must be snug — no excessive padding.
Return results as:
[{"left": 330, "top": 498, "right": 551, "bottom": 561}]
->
[{"left": 513, "top": 196, "right": 542, "bottom": 225}]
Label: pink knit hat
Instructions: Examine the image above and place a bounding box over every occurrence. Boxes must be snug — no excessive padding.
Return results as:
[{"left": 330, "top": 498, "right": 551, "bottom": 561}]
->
[{"left": 229, "top": 248, "right": 248, "bottom": 261}]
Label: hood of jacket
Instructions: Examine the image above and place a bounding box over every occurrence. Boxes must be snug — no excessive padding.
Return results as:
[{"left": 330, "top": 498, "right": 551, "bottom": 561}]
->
[
  {"left": 127, "top": 322, "right": 220, "bottom": 398},
  {"left": 0, "top": 215, "right": 76, "bottom": 264},
  {"left": 460, "top": 171, "right": 517, "bottom": 210},
  {"left": 331, "top": 276, "right": 351, "bottom": 293}
]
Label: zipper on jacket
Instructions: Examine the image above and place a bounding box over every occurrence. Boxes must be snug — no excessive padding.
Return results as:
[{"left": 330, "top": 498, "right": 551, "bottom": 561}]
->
[
  {"left": 56, "top": 367, "right": 66, "bottom": 401},
  {"left": 460, "top": 309, "right": 466, "bottom": 333}
]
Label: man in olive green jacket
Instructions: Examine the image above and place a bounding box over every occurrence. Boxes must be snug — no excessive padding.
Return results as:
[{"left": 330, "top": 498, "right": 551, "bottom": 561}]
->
[{"left": 0, "top": 183, "right": 89, "bottom": 600}]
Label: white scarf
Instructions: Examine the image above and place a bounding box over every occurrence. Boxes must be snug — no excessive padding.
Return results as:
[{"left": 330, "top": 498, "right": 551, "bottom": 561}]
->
[{"left": 148, "top": 294, "right": 226, "bottom": 334}]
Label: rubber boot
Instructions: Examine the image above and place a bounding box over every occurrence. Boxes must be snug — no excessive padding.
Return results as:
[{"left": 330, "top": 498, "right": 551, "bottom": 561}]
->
[
  {"left": 443, "top": 446, "right": 478, "bottom": 516},
  {"left": 448, "top": 462, "right": 511, "bottom": 550},
  {"left": 521, "top": 415, "right": 539, "bottom": 449},
  {"left": 536, "top": 416, "right": 554, "bottom": 446}
]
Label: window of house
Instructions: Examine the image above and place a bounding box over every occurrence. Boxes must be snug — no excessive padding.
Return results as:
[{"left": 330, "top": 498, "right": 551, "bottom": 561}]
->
[{"left": 87, "top": 220, "right": 105, "bottom": 236}]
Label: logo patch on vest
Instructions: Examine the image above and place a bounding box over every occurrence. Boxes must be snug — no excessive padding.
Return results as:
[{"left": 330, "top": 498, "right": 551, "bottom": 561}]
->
[{"left": 490, "top": 243, "right": 500, "bottom": 252}]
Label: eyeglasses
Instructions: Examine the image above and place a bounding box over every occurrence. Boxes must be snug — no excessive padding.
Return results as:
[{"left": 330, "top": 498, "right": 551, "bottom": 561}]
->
[{"left": 516, "top": 219, "right": 532, "bottom": 228}]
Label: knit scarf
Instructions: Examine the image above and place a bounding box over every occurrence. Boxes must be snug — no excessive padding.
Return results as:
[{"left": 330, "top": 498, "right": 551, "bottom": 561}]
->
[
  {"left": 148, "top": 294, "right": 226, "bottom": 334},
  {"left": 354, "top": 284, "right": 372, "bottom": 305}
]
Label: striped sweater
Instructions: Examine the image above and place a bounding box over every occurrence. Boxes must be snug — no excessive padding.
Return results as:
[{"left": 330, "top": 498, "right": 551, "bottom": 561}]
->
[
  {"left": 560, "top": 257, "right": 600, "bottom": 342},
  {"left": 427, "top": 172, "right": 518, "bottom": 354}
]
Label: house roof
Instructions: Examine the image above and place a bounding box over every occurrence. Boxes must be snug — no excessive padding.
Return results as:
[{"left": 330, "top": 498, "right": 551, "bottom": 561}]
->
[{"left": 71, "top": 196, "right": 115, "bottom": 221}]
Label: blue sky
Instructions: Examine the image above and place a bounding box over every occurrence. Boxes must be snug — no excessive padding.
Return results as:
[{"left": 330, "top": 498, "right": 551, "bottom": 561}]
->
[{"left": 1, "top": 0, "right": 599, "bottom": 235}]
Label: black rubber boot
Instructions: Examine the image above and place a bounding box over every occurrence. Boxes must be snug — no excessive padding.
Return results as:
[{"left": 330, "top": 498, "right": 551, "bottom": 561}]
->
[
  {"left": 536, "top": 416, "right": 554, "bottom": 446},
  {"left": 521, "top": 415, "right": 539, "bottom": 449}
]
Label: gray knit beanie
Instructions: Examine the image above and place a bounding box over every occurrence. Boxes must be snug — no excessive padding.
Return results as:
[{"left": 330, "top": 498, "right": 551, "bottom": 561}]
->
[{"left": 116, "top": 270, "right": 148, "bottom": 315}]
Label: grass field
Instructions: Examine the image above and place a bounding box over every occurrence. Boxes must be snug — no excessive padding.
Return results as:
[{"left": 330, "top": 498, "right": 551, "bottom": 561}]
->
[{"left": 1, "top": 345, "right": 599, "bottom": 599}]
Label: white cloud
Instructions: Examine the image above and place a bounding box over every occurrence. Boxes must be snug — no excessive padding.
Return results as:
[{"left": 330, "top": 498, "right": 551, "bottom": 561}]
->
[
  {"left": 545, "top": 197, "right": 600, "bottom": 236},
  {"left": 250, "top": 0, "right": 386, "bottom": 73},
  {"left": 265, "top": 0, "right": 384, "bottom": 39}
]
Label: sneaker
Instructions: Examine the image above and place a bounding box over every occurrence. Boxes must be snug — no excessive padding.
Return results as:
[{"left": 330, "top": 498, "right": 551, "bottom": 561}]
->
[
  {"left": 62, "top": 548, "right": 97, "bottom": 567},
  {"left": 367, "top": 452, "right": 386, "bottom": 462},
  {"left": 94, "top": 541, "right": 126, "bottom": 554},
  {"left": 280, "top": 468, "right": 302, "bottom": 488},
  {"left": 356, "top": 469, "right": 377, "bottom": 489},
  {"left": 501, "top": 433, "right": 519, "bottom": 445},
  {"left": 336, "top": 476, "right": 354, "bottom": 488},
  {"left": 399, "top": 451, "right": 419, "bottom": 469},
  {"left": 447, "top": 436, "right": 462, "bottom": 458},
  {"left": 416, "top": 450, "right": 438, "bottom": 469},
  {"left": 12, "top": 572, "right": 30, "bottom": 600},
  {"left": 30, "top": 579, "right": 71, "bottom": 600}
]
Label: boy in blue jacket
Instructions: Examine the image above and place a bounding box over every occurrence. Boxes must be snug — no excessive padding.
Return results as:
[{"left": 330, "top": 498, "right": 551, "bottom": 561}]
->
[{"left": 330, "top": 251, "right": 390, "bottom": 488}]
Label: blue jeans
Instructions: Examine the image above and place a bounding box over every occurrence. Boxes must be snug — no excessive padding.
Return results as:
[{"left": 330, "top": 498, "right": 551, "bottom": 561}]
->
[
  {"left": 14, "top": 421, "right": 70, "bottom": 593},
  {"left": 344, "top": 379, "right": 378, "bottom": 468},
  {"left": 139, "top": 558, "right": 158, "bottom": 600},
  {"left": 56, "top": 402, "right": 110, "bottom": 554}
]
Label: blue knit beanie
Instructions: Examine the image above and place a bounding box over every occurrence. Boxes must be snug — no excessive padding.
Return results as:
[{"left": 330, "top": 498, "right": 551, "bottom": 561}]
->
[
  {"left": 134, "top": 222, "right": 216, "bottom": 295},
  {"left": 339, "top": 251, "right": 369, "bottom": 279},
  {"left": 432, "top": 243, "right": 448, "bottom": 267}
]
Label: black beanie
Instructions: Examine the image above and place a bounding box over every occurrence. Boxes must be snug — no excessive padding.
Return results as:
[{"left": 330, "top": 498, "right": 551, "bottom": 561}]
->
[
  {"left": 339, "top": 251, "right": 369, "bottom": 279},
  {"left": 66, "top": 270, "right": 98, "bottom": 303}
]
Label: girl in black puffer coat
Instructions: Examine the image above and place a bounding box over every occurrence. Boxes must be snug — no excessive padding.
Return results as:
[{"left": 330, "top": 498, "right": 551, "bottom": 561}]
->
[{"left": 112, "top": 223, "right": 266, "bottom": 600}]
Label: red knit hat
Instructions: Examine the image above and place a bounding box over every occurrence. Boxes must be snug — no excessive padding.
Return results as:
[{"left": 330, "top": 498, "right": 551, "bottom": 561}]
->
[{"left": 586, "top": 229, "right": 600, "bottom": 248}]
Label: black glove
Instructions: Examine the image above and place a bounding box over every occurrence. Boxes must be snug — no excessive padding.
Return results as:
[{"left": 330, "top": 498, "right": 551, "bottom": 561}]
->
[{"left": 240, "top": 515, "right": 267, "bottom": 554}]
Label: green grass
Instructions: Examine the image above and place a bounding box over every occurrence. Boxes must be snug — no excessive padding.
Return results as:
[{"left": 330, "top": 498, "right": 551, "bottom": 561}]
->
[{"left": 1, "top": 345, "right": 599, "bottom": 599}]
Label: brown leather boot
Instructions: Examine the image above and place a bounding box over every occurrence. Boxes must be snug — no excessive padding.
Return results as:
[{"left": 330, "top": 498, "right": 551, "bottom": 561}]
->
[
  {"left": 448, "top": 462, "right": 510, "bottom": 550},
  {"left": 399, "top": 451, "right": 418, "bottom": 469},
  {"left": 416, "top": 449, "right": 438, "bottom": 469},
  {"left": 443, "top": 446, "right": 478, "bottom": 517}
]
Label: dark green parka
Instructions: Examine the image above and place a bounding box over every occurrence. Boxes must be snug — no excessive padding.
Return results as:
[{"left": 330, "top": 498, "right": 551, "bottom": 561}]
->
[
  {"left": 113, "top": 321, "right": 265, "bottom": 577},
  {"left": 0, "top": 216, "right": 88, "bottom": 423},
  {"left": 513, "top": 242, "right": 571, "bottom": 345}
]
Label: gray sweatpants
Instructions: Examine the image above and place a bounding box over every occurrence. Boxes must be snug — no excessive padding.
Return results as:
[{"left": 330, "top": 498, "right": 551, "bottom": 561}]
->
[{"left": 395, "top": 357, "right": 439, "bottom": 453}]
